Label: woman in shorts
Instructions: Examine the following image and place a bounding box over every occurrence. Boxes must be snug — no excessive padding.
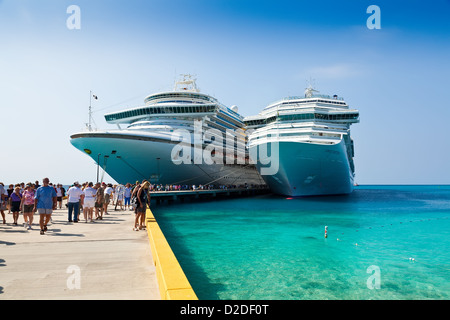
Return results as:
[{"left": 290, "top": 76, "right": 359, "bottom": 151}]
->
[
  {"left": 134, "top": 181, "right": 150, "bottom": 231},
  {"left": 21, "top": 184, "right": 35, "bottom": 229},
  {"left": 10, "top": 187, "right": 22, "bottom": 225},
  {"left": 94, "top": 183, "right": 105, "bottom": 220},
  {"left": 104, "top": 183, "right": 113, "bottom": 215},
  {"left": 82, "top": 182, "right": 97, "bottom": 223},
  {"left": 56, "top": 184, "right": 63, "bottom": 209}
]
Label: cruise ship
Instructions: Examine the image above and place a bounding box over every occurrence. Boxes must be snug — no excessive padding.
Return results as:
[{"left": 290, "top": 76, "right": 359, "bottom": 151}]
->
[
  {"left": 70, "top": 75, "right": 265, "bottom": 186},
  {"left": 244, "top": 85, "right": 359, "bottom": 196}
]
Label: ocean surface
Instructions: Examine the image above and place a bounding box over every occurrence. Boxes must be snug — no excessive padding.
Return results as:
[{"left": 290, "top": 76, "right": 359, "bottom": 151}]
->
[{"left": 152, "top": 185, "right": 450, "bottom": 300}]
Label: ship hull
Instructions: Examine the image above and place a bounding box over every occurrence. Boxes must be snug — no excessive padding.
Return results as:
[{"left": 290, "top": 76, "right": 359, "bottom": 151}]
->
[
  {"left": 70, "top": 132, "right": 265, "bottom": 186},
  {"left": 251, "top": 140, "right": 354, "bottom": 196}
]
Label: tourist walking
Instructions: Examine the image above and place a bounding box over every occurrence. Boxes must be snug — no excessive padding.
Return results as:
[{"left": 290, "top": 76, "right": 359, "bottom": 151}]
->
[
  {"left": 6, "top": 184, "right": 13, "bottom": 214},
  {"left": 34, "top": 178, "right": 57, "bottom": 235},
  {"left": 134, "top": 181, "right": 150, "bottom": 231},
  {"left": 82, "top": 182, "right": 96, "bottom": 223},
  {"left": 124, "top": 183, "right": 132, "bottom": 211},
  {"left": 104, "top": 183, "right": 113, "bottom": 215},
  {"left": 21, "top": 184, "right": 35, "bottom": 229},
  {"left": 56, "top": 184, "right": 64, "bottom": 209},
  {"left": 0, "top": 183, "right": 7, "bottom": 224},
  {"left": 10, "top": 187, "right": 22, "bottom": 225},
  {"left": 114, "top": 184, "right": 125, "bottom": 211},
  {"left": 67, "top": 182, "right": 84, "bottom": 222},
  {"left": 94, "top": 182, "right": 105, "bottom": 220}
]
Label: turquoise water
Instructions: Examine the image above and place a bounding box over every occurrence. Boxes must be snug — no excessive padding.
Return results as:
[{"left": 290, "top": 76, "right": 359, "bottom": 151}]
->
[{"left": 152, "top": 185, "right": 450, "bottom": 300}]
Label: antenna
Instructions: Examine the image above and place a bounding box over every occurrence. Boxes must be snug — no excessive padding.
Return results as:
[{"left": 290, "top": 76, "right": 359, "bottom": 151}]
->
[
  {"left": 87, "top": 91, "right": 98, "bottom": 132},
  {"left": 174, "top": 74, "right": 199, "bottom": 92},
  {"left": 306, "top": 77, "right": 316, "bottom": 90},
  {"left": 304, "top": 78, "right": 319, "bottom": 98}
]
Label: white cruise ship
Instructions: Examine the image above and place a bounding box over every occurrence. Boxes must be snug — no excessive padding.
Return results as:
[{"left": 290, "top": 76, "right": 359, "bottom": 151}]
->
[
  {"left": 244, "top": 85, "right": 359, "bottom": 196},
  {"left": 70, "top": 75, "right": 265, "bottom": 187}
]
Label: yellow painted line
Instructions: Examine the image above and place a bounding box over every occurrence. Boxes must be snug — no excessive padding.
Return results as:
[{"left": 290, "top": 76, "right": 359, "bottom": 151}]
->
[{"left": 145, "top": 209, "right": 198, "bottom": 300}]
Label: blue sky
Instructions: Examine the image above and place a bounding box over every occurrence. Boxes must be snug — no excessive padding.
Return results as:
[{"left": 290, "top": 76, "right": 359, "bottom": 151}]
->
[{"left": 0, "top": 0, "right": 449, "bottom": 185}]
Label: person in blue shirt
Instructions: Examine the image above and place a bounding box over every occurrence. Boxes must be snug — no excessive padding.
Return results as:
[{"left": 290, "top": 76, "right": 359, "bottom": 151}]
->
[{"left": 34, "top": 177, "right": 57, "bottom": 235}]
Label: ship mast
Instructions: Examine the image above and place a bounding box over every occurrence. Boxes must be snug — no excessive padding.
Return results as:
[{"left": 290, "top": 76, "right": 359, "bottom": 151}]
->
[
  {"left": 87, "top": 90, "right": 98, "bottom": 132},
  {"left": 174, "top": 74, "right": 200, "bottom": 92},
  {"left": 304, "top": 78, "right": 319, "bottom": 98}
]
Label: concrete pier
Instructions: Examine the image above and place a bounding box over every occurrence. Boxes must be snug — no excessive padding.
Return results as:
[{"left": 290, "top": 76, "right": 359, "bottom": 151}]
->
[
  {"left": 0, "top": 206, "right": 160, "bottom": 300},
  {"left": 0, "top": 188, "right": 270, "bottom": 300}
]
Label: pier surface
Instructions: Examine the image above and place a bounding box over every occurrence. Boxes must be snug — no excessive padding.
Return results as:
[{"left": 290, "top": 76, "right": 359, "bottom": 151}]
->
[{"left": 0, "top": 206, "right": 160, "bottom": 300}]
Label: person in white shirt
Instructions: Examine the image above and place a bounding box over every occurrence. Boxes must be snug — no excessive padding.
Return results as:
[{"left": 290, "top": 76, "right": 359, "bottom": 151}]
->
[
  {"left": 114, "top": 184, "right": 125, "bottom": 211},
  {"left": 56, "top": 184, "right": 63, "bottom": 209},
  {"left": 67, "top": 182, "right": 84, "bottom": 222},
  {"left": 82, "top": 182, "right": 97, "bottom": 223}
]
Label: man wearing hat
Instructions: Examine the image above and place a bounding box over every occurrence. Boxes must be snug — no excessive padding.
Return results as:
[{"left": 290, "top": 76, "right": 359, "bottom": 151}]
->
[{"left": 66, "top": 181, "right": 84, "bottom": 222}]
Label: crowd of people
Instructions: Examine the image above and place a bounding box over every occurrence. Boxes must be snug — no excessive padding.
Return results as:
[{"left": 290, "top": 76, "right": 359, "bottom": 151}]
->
[
  {"left": 1, "top": 178, "right": 267, "bottom": 235},
  {"left": 0, "top": 179, "right": 152, "bottom": 235},
  {"left": 150, "top": 183, "right": 266, "bottom": 192}
]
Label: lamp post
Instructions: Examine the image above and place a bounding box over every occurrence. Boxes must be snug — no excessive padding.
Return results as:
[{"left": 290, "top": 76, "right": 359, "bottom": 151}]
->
[
  {"left": 101, "top": 155, "right": 109, "bottom": 183},
  {"left": 97, "top": 153, "right": 101, "bottom": 183}
]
